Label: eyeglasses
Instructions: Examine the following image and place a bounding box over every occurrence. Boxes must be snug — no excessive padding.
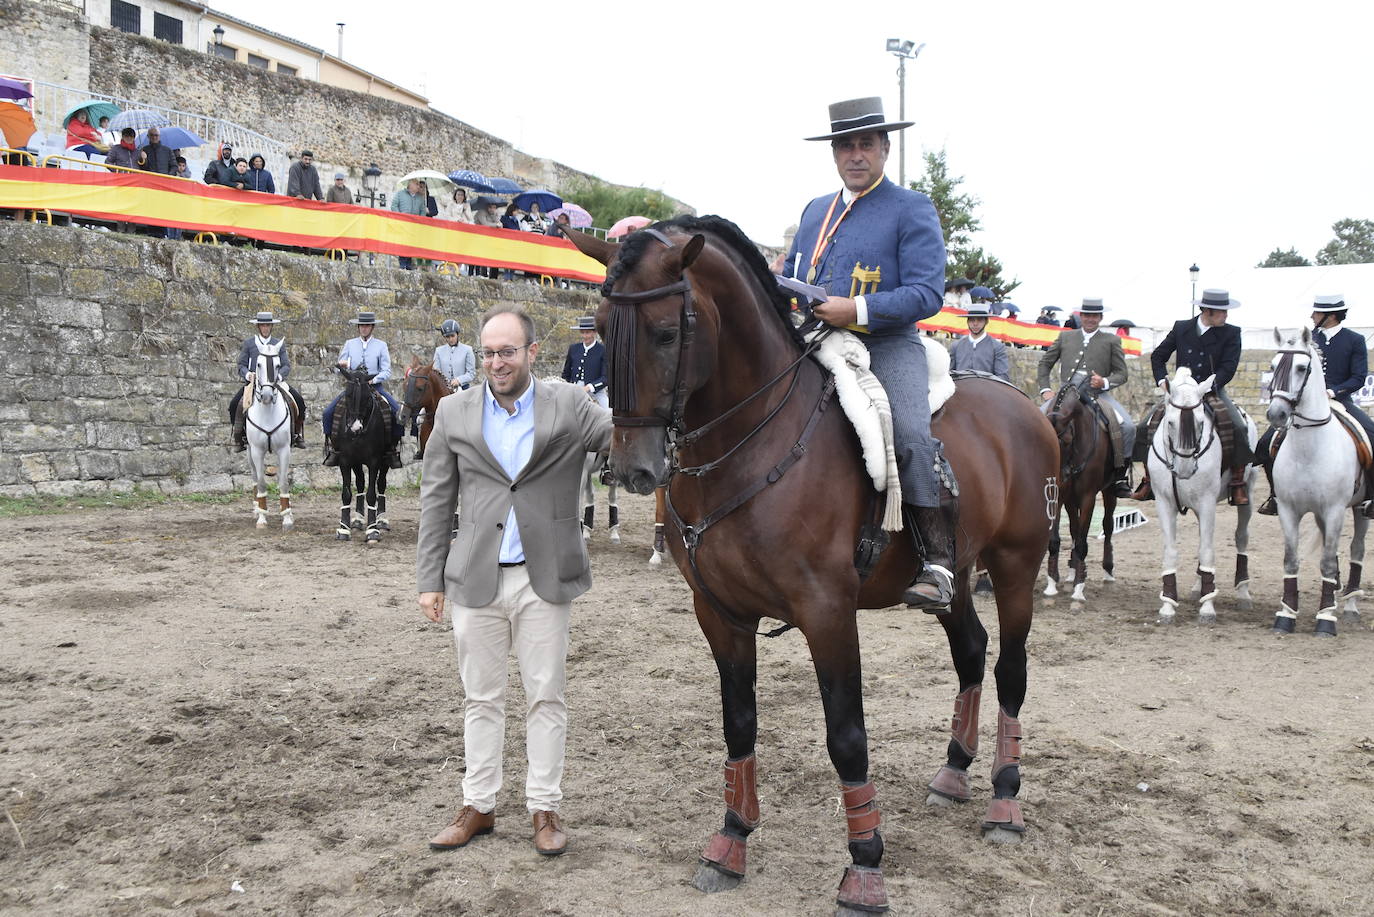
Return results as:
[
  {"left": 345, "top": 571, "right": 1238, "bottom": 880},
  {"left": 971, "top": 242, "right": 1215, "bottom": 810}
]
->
[{"left": 477, "top": 344, "right": 533, "bottom": 362}]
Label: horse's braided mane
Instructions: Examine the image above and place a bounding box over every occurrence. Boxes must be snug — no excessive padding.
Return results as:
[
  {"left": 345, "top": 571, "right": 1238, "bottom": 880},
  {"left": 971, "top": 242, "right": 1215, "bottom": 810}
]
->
[{"left": 602, "top": 215, "right": 804, "bottom": 347}]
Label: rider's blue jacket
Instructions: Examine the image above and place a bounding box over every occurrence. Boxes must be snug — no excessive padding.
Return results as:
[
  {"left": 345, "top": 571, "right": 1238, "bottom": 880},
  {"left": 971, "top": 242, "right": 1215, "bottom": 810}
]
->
[
  {"left": 338, "top": 336, "right": 392, "bottom": 384},
  {"left": 236, "top": 335, "right": 289, "bottom": 382},
  {"left": 1315, "top": 325, "right": 1369, "bottom": 403}
]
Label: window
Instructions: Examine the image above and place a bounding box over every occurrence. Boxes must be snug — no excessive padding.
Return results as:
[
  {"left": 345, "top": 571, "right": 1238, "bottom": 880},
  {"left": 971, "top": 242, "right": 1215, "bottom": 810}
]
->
[
  {"left": 209, "top": 43, "right": 237, "bottom": 61},
  {"left": 110, "top": 0, "right": 140, "bottom": 34},
  {"left": 246, "top": 53, "right": 269, "bottom": 69},
  {"left": 276, "top": 64, "right": 297, "bottom": 77},
  {"left": 153, "top": 13, "right": 183, "bottom": 44}
]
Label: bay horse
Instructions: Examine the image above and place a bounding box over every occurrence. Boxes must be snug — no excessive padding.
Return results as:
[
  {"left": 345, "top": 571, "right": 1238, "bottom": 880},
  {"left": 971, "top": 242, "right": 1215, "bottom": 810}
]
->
[
  {"left": 401, "top": 359, "right": 452, "bottom": 462},
  {"left": 1146, "top": 368, "right": 1256, "bottom": 624},
  {"left": 1043, "top": 372, "right": 1119, "bottom": 603},
  {"left": 244, "top": 343, "right": 294, "bottom": 531},
  {"left": 565, "top": 218, "right": 1058, "bottom": 915},
  {"left": 1267, "top": 329, "right": 1369, "bottom": 636},
  {"left": 333, "top": 366, "right": 393, "bottom": 543}
]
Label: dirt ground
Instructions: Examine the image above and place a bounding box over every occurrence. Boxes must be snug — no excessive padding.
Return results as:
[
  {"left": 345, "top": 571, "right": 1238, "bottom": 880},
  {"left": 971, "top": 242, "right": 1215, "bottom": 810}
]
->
[{"left": 3, "top": 488, "right": 1373, "bottom": 916}]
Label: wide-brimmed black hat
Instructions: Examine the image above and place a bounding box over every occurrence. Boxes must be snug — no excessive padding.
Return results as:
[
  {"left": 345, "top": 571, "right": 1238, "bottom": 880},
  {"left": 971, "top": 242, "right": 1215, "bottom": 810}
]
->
[
  {"left": 1194, "top": 289, "right": 1240, "bottom": 310},
  {"left": 249, "top": 311, "right": 281, "bottom": 324},
  {"left": 946, "top": 277, "right": 974, "bottom": 291},
  {"left": 805, "top": 97, "right": 914, "bottom": 141},
  {"left": 570, "top": 316, "right": 596, "bottom": 331},
  {"left": 1312, "top": 294, "right": 1346, "bottom": 313},
  {"left": 349, "top": 311, "right": 383, "bottom": 325}
]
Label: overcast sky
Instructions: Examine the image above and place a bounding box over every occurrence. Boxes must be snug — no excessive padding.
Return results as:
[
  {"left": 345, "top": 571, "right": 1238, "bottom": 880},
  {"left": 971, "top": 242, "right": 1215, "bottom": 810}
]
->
[{"left": 218, "top": 0, "right": 1371, "bottom": 328}]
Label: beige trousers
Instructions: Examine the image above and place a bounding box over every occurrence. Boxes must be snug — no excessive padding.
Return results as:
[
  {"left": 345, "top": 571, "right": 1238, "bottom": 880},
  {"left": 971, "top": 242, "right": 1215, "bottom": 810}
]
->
[{"left": 449, "top": 564, "right": 571, "bottom": 814}]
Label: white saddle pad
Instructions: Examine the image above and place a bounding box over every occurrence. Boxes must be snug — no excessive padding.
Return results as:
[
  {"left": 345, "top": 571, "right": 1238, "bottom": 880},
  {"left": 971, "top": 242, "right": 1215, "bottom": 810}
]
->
[{"left": 804, "top": 331, "right": 955, "bottom": 532}]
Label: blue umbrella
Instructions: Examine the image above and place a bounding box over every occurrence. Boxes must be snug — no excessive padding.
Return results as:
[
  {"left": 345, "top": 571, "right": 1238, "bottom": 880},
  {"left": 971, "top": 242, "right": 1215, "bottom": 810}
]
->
[
  {"left": 137, "top": 126, "right": 207, "bottom": 148},
  {"left": 513, "top": 189, "right": 562, "bottom": 213},
  {"left": 448, "top": 169, "right": 495, "bottom": 192},
  {"left": 1001, "top": 303, "right": 1021, "bottom": 314},
  {"left": 969, "top": 285, "right": 994, "bottom": 300},
  {"left": 487, "top": 177, "right": 523, "bottom": 194},
  {"left": 110, "top": 109, "right": 170, "bottom": 131}
]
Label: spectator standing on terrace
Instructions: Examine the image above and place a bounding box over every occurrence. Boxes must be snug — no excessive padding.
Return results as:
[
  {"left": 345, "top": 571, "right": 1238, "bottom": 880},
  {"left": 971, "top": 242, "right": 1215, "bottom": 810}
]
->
[
  {"left": 245, "top": 154, "right": 276, "bottom": 194},
  {"left": 327, "top": 172, "right": 353, "bottom": 204},
  {"left": 545, "top": 211, "right": 571, "bottom": 238},
  {"left": 391, "top": 178, "right": 429, "bottom": 270},
  {"left": 501, "top": 203, "right": 524, "bottom": 232},
  {"left": 286, "top": 150, "right": 324, "bottom": 201},
  {"left": 104, "top": 128, "right": 143, "bottom": 170},
  {"left": 473, "top": 198, "right": 503, "bottom": 229},
  {"left": 426, "top": 188, "right": 439, "bottom": 218},
  {"left": 204, "top": 143, "right": 235, "bottom": 186},
  {"left": 139, "top": 127, "right": 177, "bottom": 175},
  {"left": 174, "top": 156, "right": 192, "bottom": 179},
  {"left": 451, "top": 188, "right": 474, "bottom": 223},
  {"left": 227, "top": 158, "right": 252, "bottom": 191}
]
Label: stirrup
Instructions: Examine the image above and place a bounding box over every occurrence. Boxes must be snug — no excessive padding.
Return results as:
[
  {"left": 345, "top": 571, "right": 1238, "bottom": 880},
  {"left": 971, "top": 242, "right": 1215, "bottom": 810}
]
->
[
  {"left": 1258, "top": 495, "right": 1277, "bottom": 516},
  {"left": 233, "top": 439, "right": 247, "bottom": 453},
  {"left": 1228, "top": 483, "right": 1249, "bottom": 507},
  {"left": 322, "top": 448, "right": 339, "bottom": 467},
  {"left": 1113, "top": 474, "right": 1134, "bottom": 498},
  {"left": 903, "top": 564, "right": 955, "bottom": 614},
  {"left": 388, "top": 449, "right": 404, "bottom": 469},
  {"left": 1130, "top": 477, "right": 1153, "bottom": 501},
  {"left": 291, "top": 433, "right": 305, "bottom": 448}
]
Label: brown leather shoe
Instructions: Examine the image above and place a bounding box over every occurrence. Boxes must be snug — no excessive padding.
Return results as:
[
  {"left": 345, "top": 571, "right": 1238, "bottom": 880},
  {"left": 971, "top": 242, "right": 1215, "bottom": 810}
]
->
[
  {"left": 532, "top": 810, "right": 567, "bottom": 856},
  {"left": 429, "top": 806, "right": 495, "bottom": 850},
  {"left": 1130, "top": 474, "right": 1153, "bottom": 501}
]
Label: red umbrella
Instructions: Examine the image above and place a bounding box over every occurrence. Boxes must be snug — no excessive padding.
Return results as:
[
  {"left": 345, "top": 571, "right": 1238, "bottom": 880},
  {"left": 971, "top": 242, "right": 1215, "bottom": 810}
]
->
[
  {"left": 0, "top": 101, "right": 37, "bottom": 148},
  {"left": 608, "top": 215, "right": 652, "bottom": 239}
]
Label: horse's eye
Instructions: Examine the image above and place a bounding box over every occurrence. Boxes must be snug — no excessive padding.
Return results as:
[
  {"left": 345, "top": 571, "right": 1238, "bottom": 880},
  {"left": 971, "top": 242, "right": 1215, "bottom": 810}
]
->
[{"left": 656, "top": 330, "right": 678, "bottom": 347}]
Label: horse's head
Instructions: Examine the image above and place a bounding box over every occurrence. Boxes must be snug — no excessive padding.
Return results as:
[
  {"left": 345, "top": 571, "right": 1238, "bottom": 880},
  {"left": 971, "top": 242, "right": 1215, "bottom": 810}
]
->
[
  {"left": 566, "top": 224, "right": 718, "bottom": 494},
  {"left": 1046, "top": 372, "right": 1094, "bottom": 469},
  {"left": 1161, "top": 367, "right": 1215, "bottom": 479},
  {"left": 1267, "top": 326, "right": 1325, "bottom": 428},
  {"left": 254, "top": 352, "right": 279, "bottom": 405},
  {"left": 402, "top": 358, "right": 431, "bottom": 425}
]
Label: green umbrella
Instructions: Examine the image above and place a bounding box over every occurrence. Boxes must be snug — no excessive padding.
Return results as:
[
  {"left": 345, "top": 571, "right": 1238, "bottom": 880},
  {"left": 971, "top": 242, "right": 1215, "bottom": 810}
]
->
[{"left": 62, "top": 100, "right": 121, "bottom": 129}]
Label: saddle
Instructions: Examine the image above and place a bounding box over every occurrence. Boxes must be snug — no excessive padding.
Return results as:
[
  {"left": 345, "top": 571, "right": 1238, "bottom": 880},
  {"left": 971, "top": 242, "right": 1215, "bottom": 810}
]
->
[
  {"left": 1270, "top": 403, "right": 1374, "bottom": 469},
  {"left": 804, "top": 330, "right": 956, "bottom": 532}
]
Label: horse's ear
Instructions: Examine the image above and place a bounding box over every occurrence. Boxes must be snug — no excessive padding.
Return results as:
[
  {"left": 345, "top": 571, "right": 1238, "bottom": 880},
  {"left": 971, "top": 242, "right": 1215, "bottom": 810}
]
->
[
  {"left": 562, "top": 227, "right": 620, "bottom": 266},
  {"left": 1300, "top": 326, "right": 1311, "bottom": 346},
  {"left": 680, "top": 234, "right": 706, "bottom": 270},
  {"left": 1198, "top": 374, "right": 1216, "bottom": 394},
  {"left": 1273, "top": 327, "right": 1282, "bottom": 346}
]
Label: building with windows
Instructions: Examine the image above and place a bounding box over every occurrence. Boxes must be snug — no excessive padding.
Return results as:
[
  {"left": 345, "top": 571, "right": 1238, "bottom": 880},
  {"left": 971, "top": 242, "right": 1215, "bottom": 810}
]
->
[{"left": 79, "top": 0, "right": 428, "bottom": 108}]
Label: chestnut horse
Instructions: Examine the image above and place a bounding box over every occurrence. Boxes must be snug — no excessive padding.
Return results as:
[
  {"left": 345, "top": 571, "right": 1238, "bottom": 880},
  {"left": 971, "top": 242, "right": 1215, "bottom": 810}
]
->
[
  {"left": 401, "top": 360, "right": 452, "bottom": 462},
  {"left": 1043, "top": 373, "right": 1119, "bottom": 603},
  {"left": 566, "top": 218, "right": 1058, "bottom": 915}
]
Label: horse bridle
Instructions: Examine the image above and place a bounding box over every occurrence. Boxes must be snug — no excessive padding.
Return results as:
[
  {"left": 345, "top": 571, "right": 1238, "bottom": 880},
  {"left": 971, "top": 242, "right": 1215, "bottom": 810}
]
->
[
  {"left": 1270, "top": 347, "right": 1332, "bottom": 428},
  {"left": 1157, "top": 392, "right": 1216, "bottom": 466},
  {"left": 1050, "top": 378, "right": 1102, "bottom": 478},
  {"left": 246, "top": 353, "right": 289, "bottom": 439}
]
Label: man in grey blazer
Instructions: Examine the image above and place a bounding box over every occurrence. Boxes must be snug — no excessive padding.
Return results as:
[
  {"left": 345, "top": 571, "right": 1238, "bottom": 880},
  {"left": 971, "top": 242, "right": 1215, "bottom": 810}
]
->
[
  {"left": 1037, "top": 298, "right": 1135, "bottom": 496},
  {"left": 417, "top": 305, "right": 612, "bottom": 858}
]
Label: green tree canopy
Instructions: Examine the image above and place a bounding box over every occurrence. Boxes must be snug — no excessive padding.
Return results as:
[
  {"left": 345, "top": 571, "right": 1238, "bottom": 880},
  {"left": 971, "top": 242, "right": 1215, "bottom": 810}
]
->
[
  {"left": 1257, "top": 247, "right": 1312, "bottom": 268},
  {"left": 909, "top": 149, "right": 1019, "bottom": 298},
  {"left": 557, "top": 179, "right": 680, "bottom": 232},
  {"left": 1315, "top": 218, "right": 1374, "bottom": 266}
]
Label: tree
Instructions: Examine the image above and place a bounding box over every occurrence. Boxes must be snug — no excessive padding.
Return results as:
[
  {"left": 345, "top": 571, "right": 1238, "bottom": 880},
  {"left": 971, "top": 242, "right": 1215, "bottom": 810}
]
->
[
  {"left": 909, "top": 149, "right": 1019, "bottom": 297},
  {"left": 556, "top": 178, "right": 680, "bottom": 232},
  {"left": 1257, "top": 247, "right": 1311, "bottom": 268},
  {"left": 1315, "top": 219, "right": 1374, "bottom": 265}
]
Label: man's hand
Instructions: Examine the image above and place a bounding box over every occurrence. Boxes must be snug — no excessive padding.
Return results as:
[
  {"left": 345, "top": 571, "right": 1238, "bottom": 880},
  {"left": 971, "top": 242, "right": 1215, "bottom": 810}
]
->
[
  {"left": 337, "top": 359, "right": 350, "bottom": 368},
  {"left": 449, "top": 378, "right": 461, "bottom": 389},
  {"left": 814, "top": 296, "right": 858, "bottom": 328},
  {"left": 245, "top": 372, "right": 256, "bottom": 383},
  {"left": 1157, "top": 379, "right": 1169, "bottom": 393},
  {"left": 1090, "top": 372, "right": 1106, "bottom": 390},
  {"left": 1327, "top": 389, "right": 1336, "bottom": 398},
  {"left": 768, "top": 252, "right": 786, "bottom": 275},
  {"left": 419, "top": 592, "right": 445, "bottom": 623}
]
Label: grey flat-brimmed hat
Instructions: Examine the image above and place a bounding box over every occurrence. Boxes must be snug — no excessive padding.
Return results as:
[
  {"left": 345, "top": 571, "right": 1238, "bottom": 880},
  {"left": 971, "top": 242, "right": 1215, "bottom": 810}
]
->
[
  {"left": 1313, "top": 294, "right": 1346, "bottom": 312},
  {"left": 1078, "top": 298, "right": 1105, "bottom": 314},
  {"left": 349, "top": 311, "right": 383, "bottom": 325},
  {"left": 249, "top": 311, "right": 281, "bottom": 324},
  {"left": 1194, "top": 289, "right": 1240, "bottom": 310},
  {"left": 570, "top": 316, "right": 596, "bottom": 331},
  {"left": 965, "top": 303, "right": 992, "bottom": 318},
  {"left": 805, "top": 96, "right": 914, "bottom": 141}
]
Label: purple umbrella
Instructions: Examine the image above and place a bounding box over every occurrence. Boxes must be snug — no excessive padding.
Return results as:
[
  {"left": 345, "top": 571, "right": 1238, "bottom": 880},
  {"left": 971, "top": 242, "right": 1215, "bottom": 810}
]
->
[{"left": 0, "top": 77, "right": 33, "bottom": 102}]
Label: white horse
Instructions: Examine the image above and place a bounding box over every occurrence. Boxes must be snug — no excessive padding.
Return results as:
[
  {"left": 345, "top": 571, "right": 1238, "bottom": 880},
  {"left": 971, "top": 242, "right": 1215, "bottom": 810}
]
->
[
  {"left": 244, "top": 343, "right": 294, "bottom": 531},
  {"left": 1147, "top": 368, "right": 1256, "bottom": 623},
  {"left": 1266, "top": 328, "right": 1369, "bottom": 636}
]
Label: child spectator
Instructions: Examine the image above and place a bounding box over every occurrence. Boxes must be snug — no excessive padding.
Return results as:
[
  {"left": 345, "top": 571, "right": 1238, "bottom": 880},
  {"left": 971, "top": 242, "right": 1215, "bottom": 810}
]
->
[{"left": 245, "top": 154, "right": 276, "bottom": 193}]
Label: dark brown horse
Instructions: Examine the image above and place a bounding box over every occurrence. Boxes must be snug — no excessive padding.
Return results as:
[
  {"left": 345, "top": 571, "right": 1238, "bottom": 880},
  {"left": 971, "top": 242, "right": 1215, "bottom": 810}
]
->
[
  {"left": 566, "top": 217, "right": 1058, "bottom": 915},
  {"left": 401, "top": 359, "right": 452, "bottom": 462},
  {"left": 1043, "top": 375, "right": 1118, "bottom": 603}
]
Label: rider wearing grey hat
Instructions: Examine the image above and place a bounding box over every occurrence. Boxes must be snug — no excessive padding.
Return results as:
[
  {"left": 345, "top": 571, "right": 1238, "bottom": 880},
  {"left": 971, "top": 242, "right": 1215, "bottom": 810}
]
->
[{"left": 231, "top": 311, "right": 306, "bottom": 451}]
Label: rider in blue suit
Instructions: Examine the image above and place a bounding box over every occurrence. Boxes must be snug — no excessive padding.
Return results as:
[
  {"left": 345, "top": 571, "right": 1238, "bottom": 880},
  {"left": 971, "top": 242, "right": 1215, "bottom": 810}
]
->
[
  {"left": 231, "top": 311, "right": 306, "bottom": 450},
  {"left": 322, "top": 311, "right": 404, "bottom": 469}
]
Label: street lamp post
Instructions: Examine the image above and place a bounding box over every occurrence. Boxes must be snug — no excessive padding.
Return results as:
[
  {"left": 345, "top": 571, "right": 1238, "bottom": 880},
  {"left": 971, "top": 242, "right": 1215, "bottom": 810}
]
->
[
  {"left": 356, "top": 163, "right": 385, "bottom": 209},
  {"left": 1190, "top": 263, "right": 1200, "bottom": 316},
  {"left": 885, "top": 38, "right": 926, "bottom": 188}
]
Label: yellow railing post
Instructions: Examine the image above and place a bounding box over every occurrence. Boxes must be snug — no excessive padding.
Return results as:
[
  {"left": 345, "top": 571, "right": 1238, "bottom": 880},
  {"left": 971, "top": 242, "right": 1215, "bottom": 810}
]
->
[{"left": 194, "top": 231, "right": 219, "bottom": 245}]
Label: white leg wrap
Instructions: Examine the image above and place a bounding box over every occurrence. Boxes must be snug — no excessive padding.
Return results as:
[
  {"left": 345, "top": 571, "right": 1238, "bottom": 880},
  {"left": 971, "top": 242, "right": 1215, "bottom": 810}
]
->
[{"left": 1276, "top": 606, "right": 1298, "bottom": 619}]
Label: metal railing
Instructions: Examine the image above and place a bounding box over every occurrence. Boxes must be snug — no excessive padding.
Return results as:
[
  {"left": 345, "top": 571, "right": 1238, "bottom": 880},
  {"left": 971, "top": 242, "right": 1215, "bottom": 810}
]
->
[{"left": 27, "top": 79, "right": 289, "bottom": 181}]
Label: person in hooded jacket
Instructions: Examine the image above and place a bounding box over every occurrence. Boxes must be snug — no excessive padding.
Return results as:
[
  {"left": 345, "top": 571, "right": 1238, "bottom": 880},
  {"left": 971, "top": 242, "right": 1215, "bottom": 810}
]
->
[
  {"left": 244, "top": 154, "right": 276, "bottom": 194},
  {"left": 204, "top": 144, "right": 236, "bottom": 186}
]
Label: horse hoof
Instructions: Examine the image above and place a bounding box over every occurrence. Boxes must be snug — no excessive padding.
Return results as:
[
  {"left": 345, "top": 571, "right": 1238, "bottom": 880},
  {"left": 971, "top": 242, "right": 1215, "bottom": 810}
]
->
[
  {"left": 1102, "top": 572, "right": 1116, "bottom": 583},
  {"left": 610, "top": 529, "right": 621, "bottom": 544},
  {"left": 377, "top": 521, "right": 391, "bottom": 532},
  {"left": 1314, "top": 619, "right": 1338, "bottom": 638},
  {"left": 925, "top": 791, "right": 960, "bottom": 808},
  {"left": 982, "top": 826, "right": 1025, "bottom": 846},
  {"left": 649, "top": 552, "right": 662, "bottom": 567},
  {"left": 255, "top": 520, "right": 267, "bottom": 530},
  {"left": 1042, "top": 581, "right": 1058, "bottom": 597},
  {"left": 1342, "top": 608, "right": 1362, "bottom": 624},
  {"left": 1198, "top": 612, "right": 1217, "bottom": 626},
  {"left": 1237, "top": 598, "right": 1253, "bottom": 612},
  {"left": 1157, "top": 612, "right": 1175, "bottom": 625},
  {"left": 1272, "top": 616, "right": 1296, "bottom": 635},
  {"left": 336, "top": 532, "right": 350, "bottom": 542},
  {"left": 690, "top": 862, "right": 742, "bottom": 894},
  {"left": 365, "top": 532, "right": 381, "bottom": 544},
  {"left": 350, "top": 519, "right": 365, "bottom": 531},
  {"left": 837, "top": 908, "right": 887, "bottom": 917},
  {"left": 281, "top": 519, "right": 294, "bottom": 531}
]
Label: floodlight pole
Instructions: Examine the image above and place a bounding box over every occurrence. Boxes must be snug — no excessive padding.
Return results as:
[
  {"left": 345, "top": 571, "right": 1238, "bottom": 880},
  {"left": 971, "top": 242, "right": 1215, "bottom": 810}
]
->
[{"left": 887, "top": 39, "right": 925, "bottom": 187}]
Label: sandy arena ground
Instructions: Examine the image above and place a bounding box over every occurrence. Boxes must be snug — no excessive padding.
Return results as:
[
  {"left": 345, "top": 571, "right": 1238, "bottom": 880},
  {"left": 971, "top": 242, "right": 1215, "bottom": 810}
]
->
[{"left": 2, "top": 488, "right": 1373, "bottom": 916}]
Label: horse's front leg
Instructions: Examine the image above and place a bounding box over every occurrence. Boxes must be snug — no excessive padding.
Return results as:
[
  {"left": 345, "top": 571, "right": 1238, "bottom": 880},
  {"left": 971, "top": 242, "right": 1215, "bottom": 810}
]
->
[
  {"left": 580, "top": 454, "right": 596, "bottom": 540},
  {"left": 928, "top": 568, "right": 987, "bottom": 809},
  {"left": 1156, "top": 487, "right": 1181, "bottom": 623},
  {"left": 804, "top": 617, "right": 887, "bottom": 915},
  {"left": 1100, "top": 488, "right": 1117, "bottom": 582},
  {"left": 277, "top": 444, "right": 293, "bottom": 531},
  {"left": 1314, "top": 503, "right": 1345, "bottom": 636},
  {"left": 364, "top": 466, "right": 382, "bottom": 543},
  {"left": 1344, "top": 511, "right": 1368, "bottom": 624},
  {"left": 375, "top": 466, "right": 390, "bottom": 532},
  {"left": 351, "top": 466, "right": 366, "bottom": 531},
  {"left": 983, "top": 604, "right": 1032, "bottom": 845},
  {"left": 690, "top": 599, "right": 759, "bottom": 895},
  {"left": 650, "top": 487, "right": 667, "bottom": 566},
  {"left": 1192, "top": 498, "right": 1219, "bottom": 622},
  {"left": 336, "top": 465, "right": 353, "bottom": 541},
  {"left": 1234, "top": 480, "right": 1253, "bottom": 612},
  {"left": 250, "top": 443, "right": 269, "bottom": 529},
  {"left": 1068, "top": 491, "right": 1092, "bottom": 604},
  {"left": 607, "top": 478, "right": 620, "bottom": 544},
  {"left": 1043, "top": 501, "right": 1062, "bottom": 597},
  {"left": 1274, "top": 503, "right": 1302, "bottom": 634}
]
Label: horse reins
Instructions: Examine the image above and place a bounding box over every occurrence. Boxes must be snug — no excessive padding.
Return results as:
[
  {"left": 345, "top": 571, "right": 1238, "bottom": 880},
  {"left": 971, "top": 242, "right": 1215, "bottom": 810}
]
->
[{"left": 1050, "top": 380, "right": 1103, "bottom": 479}]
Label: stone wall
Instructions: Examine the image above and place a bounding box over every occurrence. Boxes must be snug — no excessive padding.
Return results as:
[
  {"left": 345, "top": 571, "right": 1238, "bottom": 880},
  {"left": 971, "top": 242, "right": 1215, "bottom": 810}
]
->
[
  {"left": 0, "top": 0, "right": 90, "bottom": 91},
  {"left": 0, "top": 222, "right": 598, "bottom": 497}
]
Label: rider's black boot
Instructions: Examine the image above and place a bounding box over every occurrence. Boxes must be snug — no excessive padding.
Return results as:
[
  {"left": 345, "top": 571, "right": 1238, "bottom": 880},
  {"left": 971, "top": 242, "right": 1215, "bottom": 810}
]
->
[
  {"left": 1113, "top": 465, "right": 1134, "bottom": 499},
  {"left": 387, "top": 446, "right": 404, "bottom": 469},
  {"left": 1257, "top": 462, "right": 1277, "bottom": 515},
  {"left": 322, "top": 446, "right": 339, "bottom": 467},
  {"left": 902, "top": 498, "right": 958, "bottom": 614},
  {"left": 1364, "top": 468, "right": 1374, "bottom": 519},
  {"left": 232, "top": 409, "right": 247, "bottom": 453}
]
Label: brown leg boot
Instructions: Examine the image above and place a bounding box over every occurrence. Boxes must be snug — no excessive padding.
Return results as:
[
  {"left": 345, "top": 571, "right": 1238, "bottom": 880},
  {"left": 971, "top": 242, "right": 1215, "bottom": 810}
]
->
[
  {"left": 1228, "top": 467, "right": 1249, "bottom": 506},
  {"left": 1130, "top": 469, "right": 1153, "bottom": 501},
  {"left": 232, "top": 406, "right": 248, "bottom": 452}
]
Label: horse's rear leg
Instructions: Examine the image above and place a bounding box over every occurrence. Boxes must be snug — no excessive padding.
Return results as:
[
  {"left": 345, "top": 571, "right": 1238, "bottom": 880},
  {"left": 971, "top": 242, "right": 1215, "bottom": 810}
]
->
[
  {"left": 691, "top": 602, "right": 759, "bottom": 895},
  {"left": 1343, "top": 512, "right": 1368, "bottom": 624},
  {"left": 365, "top": 467, "right": 382, "bottom": 543},
  {"left": 1100, "top": 490, "right": 1117, "bottom": 582},
  {"left": 336, "top": 466, "right": 353, "bottom": 541},
  {"left": 982, "top": 559, "right": 1034, "bottom": 845},
  {"left": 1043, "top": 504, "right": 1061, "bottom": 597},
  {"left": 375, "top": 467, "right": 390, "bottom": 532},
  {"left": 650, "top": 487, "right": 667, "bottom": 566},
  {"left": 804, "top": 618, "right": 887, "bottom": 915},
  {"left": 351, "top": 466, "right": 365, "bottom": 530},
  {"left": 580, "top": 454, "right": 596, "bottom": 541},
  {"left": 1234, "top": 498, "right": 1253, "bottom": 612},
  {"left": 928, "top": 568, "right": 988, "bottom": 809}
]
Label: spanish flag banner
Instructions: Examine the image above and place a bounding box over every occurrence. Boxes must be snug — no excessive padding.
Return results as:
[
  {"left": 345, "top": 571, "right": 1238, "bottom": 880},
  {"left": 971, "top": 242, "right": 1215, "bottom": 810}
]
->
[
  {"left": 0, "top": 165, "right": 608, "bottom": 283},
  {"left": 919, "top": 307, "right": 1142, "bottom": 356}
]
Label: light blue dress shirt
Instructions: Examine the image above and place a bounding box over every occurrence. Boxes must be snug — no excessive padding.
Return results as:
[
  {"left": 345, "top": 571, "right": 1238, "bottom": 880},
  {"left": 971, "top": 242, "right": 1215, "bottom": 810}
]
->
[
  {"left": 482, "top": 379, "right": 536, "bottom": 563},
  {"left": 337, "top": 336, "right": 392, "bottom": 383}
]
